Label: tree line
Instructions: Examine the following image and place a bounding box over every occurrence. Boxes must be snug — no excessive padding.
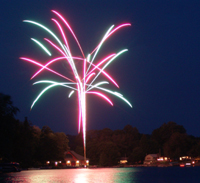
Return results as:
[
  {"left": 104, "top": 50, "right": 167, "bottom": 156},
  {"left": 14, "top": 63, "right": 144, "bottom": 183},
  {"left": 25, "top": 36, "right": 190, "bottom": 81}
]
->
[
  {"left": 69, "top": 122, "right": 200, "bottom": 166},
  {"left": 0, "top": 93, "right": 69, "bottom": 168},
  {"left": 1, "top": 93, "right": 200, "bottom": 167}
]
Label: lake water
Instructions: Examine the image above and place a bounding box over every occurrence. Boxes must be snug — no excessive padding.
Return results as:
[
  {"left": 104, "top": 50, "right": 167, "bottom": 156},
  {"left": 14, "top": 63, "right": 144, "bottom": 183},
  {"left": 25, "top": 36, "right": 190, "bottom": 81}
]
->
[{"left": 0, "top": 166, "right": 199, "bottom": 183}]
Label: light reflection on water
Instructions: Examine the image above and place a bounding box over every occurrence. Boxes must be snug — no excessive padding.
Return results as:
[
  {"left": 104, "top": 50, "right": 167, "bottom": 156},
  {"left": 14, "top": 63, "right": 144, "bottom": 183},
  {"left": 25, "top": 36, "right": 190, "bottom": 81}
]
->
[
  {"left": 0, "top": 168, "right": 140, "bottom": 183},
  {"left": 1, "top": 167, "right": 200, "bottom": 183}
]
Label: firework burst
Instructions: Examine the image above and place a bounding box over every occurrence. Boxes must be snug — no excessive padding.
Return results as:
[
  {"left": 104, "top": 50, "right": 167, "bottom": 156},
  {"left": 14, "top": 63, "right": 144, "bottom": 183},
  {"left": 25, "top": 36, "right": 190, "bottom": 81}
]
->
[{"left": 20, "top": 10, "right": 132, "bottom": 164}]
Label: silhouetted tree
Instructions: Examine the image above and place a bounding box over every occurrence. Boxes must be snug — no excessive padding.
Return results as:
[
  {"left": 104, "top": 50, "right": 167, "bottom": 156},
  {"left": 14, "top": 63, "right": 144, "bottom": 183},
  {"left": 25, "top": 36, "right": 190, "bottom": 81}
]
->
[
  {"left": 0, "top": 93, "right": 19, "bottom": 118},
  {"left": 129, "top": 147, "right": 145, "bottom": 164},
  {"left": 163, "top": 132, "right": 192, "bottom": 159},
  {"left": 151, "top": 121, "right": 186, "bottom": 154},
  {"left": 0, "top": 93, "right": 19, "bottom": 161},
  {"left": 99, "top": 141, "right": 120, "bottom": 166}
]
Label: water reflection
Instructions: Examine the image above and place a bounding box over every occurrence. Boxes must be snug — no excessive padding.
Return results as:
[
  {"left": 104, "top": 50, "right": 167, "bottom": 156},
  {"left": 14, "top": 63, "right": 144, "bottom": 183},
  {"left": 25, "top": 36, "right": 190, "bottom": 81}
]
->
[
  {"left": 0, "top": 168, "right": 140, "bottom": 183},
  {"left": 2, "top": 167, "right": 200, "bottom": 183},
  {"left": 73, "top": 168, "right": 119, "bottom": 183},
  {"left": 71, "top": 168, "right": 139, "bottom": 183}
]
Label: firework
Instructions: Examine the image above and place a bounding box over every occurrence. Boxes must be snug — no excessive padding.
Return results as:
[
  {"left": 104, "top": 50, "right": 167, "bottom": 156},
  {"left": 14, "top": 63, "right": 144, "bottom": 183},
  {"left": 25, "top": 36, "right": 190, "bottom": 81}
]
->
[{"left": 20, "top": 10, "right": 132, "bottom": 163}]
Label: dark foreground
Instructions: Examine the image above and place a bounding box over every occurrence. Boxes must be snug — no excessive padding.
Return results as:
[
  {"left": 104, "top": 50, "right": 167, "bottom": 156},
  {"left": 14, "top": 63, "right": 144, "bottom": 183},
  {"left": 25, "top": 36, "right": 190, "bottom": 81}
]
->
[{"left": 0, "top": 166, "right": 200, "bottom": 183}]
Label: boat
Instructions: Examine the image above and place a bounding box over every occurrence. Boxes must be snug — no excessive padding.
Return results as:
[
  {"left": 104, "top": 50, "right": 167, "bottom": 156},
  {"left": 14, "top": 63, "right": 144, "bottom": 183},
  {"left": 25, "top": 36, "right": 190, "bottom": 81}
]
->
[{"left": 0, "top": 162, "right": 21, "bottom": 173}]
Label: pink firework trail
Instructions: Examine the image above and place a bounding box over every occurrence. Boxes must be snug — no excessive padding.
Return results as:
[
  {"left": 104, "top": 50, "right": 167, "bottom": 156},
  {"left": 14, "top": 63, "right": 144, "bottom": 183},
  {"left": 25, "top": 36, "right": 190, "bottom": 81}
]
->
[{"left": 20, "top": 10, "right": 132, "bottom": 163}]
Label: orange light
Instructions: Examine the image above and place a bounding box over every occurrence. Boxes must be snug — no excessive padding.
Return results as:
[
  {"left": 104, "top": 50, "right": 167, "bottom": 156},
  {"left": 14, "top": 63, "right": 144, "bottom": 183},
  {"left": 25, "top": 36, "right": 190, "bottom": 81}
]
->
[{"left": 120, "top": 160, "right": 128, "bottom": 164}]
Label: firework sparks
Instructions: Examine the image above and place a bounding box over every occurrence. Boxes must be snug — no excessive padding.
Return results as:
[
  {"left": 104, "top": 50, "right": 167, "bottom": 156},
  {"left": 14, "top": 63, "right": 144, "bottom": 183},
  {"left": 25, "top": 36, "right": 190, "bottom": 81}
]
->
[{"left": 20, "top": 10, "right": 132, "bottom": 163}]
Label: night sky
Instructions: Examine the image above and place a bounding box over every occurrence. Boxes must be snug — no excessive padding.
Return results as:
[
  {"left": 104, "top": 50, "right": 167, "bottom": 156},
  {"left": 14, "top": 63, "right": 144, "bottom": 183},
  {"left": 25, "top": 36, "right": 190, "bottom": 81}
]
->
[{"left": 1, "top": 1, "right": 200, "bottom": 136}]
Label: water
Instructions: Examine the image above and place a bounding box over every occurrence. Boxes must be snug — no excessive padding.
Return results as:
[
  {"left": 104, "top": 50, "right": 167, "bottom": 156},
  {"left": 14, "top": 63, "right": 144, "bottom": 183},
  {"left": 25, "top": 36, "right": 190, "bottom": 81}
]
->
[{"left": 0, "top": 166, "right": 199, "bottom": 183}]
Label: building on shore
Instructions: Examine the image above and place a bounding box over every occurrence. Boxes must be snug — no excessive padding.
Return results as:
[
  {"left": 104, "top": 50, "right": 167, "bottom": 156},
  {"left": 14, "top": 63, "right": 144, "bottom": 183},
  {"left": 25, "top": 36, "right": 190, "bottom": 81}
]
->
[
  {"left": 64, "top": 150, "right": 89, "bottom": 167},
  {"left": 143, "top": 154, "right": 159, "bottom": 165}
]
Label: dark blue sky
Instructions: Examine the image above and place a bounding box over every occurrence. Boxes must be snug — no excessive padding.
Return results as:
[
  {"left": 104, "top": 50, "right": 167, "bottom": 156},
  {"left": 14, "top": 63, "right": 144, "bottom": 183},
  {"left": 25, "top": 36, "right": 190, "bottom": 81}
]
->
[{"left": 1, "top": 1, "right": 200, "bottom": 136}]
